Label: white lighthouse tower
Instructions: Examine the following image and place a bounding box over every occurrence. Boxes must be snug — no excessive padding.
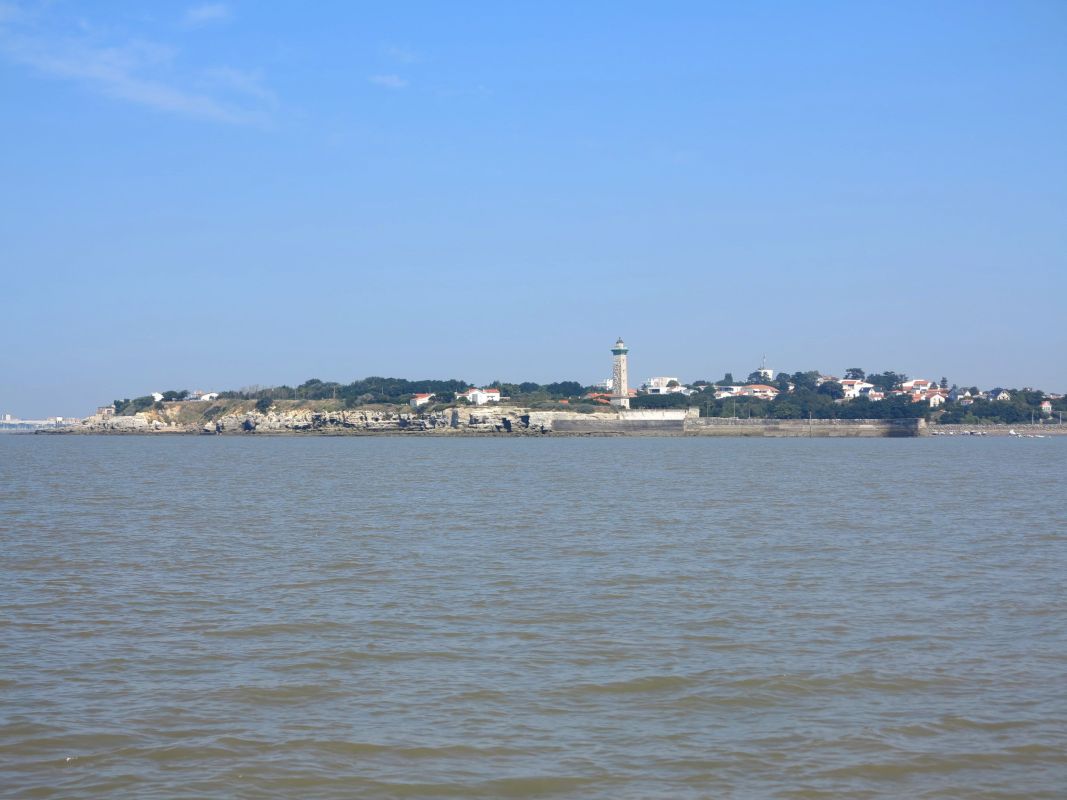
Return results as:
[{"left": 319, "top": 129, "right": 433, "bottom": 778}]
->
[{"left": 611, "top": 337, "right": 630, "bottom": 409}]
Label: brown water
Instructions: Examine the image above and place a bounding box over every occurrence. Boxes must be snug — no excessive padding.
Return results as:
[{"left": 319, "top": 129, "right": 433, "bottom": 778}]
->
[{"left": 1, "top": 435, "right": 1065, "bottom": 798}]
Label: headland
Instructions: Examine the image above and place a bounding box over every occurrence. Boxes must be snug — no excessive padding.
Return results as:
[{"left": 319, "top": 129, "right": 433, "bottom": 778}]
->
[{"left": 45, "top": 401, "right": 929, "bottom": 437}]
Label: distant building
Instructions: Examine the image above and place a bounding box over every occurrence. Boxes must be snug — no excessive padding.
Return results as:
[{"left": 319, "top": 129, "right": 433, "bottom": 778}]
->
[
  {"left": 457, "top": 387, "right": 501, "bottom": 405},
  {"left": 716, "top": 384, "right": 779, "bottom": 400},
  {"left": 990, "top": 389, "right": 1012, "bottom": 402},
  {"left": 96, "top": 405, "right": 115, "bottom": 417},
  {"left": 1040, "top": 399, "right": 1053, "bottom": 415},
  {"left": 582, "top": 391, "right": 614, "bottom": 405},
  {"left": 901, "top": 379, "right": 935, "bottom": 393},
  {"left": 756, "top": 355, "right": 774, "bottom": 382},
  {"left": 645, "top": 377, "right": 686, "bottom": 395},
  {"left": 200, "top": 392, "right": 220, "bottom": 402},
  {"left": 742, "top": 384, "right": 779, "bottom": 400},
  {"left": 151, "top": 392, "right": 164, "bottom": 402},
  {"left": 840, "top": 380, "right": 875, "bottom": 399},
  {"left": 409, "top": 393, "right": 435, "bottom": 409}
]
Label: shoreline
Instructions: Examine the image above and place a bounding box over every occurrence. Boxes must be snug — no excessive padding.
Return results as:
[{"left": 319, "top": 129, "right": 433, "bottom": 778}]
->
[{"left": 25, "top": 402, "right": 1066, "bottom": 438}]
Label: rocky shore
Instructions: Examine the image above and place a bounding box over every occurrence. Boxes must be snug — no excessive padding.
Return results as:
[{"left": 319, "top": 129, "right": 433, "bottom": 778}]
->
[
  {"left": 58, "top": 404, "right": 552, "bottom": 435},
  {"left": 40, "top": 402, "right": 956, "bottom": 437},
  {"left": 930, "top": 423, "right": 1067, "bottom": 436}
]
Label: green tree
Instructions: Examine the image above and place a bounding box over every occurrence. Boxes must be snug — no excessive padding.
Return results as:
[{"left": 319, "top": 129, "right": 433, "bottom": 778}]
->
[
  {"left": 818, "top": 381, "right": 844, "bottom": 400},
  {"left": 789, "top": 371, "right": 820, "bottom": 391},
  {"left": 867, "top": 371, "right": 908, "bottom": 392},
  {"left": 544, "top": 381, "right": 584, "bottom": 397},
  {"left": 845, "top": 367, "right": 865, "bottom": 380}
]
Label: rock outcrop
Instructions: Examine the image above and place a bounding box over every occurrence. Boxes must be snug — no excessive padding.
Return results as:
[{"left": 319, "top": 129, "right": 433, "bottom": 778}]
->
[
  {"left": 195, "top": 406, "right": 548, "bottom": 434},
  {"left": 63, "top": 405, "right": 703, "bottom": 436},
  {"left": 72, "top": 413, "right": 176, "bottom": 432}
]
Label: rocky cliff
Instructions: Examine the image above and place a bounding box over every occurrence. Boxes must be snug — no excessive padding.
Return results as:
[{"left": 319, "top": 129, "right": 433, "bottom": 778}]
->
[{"left": 70, "top": 403, "right": 553, "bottom": 435}]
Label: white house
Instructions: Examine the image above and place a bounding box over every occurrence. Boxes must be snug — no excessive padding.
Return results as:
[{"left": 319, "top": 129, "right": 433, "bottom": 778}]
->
[
  {"left": 840, "top": 380, "right": 875, "bottom": 400},
  {"left": 716, "top": 384, "right": 779, "bottom": 400},
  {"left": 742, "top": 384, "right": 780, "bottom": 400},
  {"left": 1040, "top": 399, "right": 1053, "bottom": 415},
  {"left": 901, "top": 379, "right": 936, "bottom": 393},
  {"left": 990, "top": 389, "right": 1012, "bottom": 402},
  {"left": 645, "top": 377, "right": 687, "bottom": 395},
  {"left": 409, "top": 393, "right": 435, "bottom": 409},
  {"left": 200, "top": 392, "right": 220, "bottom": 402},
  {"left": 457, "top": 387, "right": 501, "bottom": 405},
  {"left": 151, "top": 392, "right": 164, "bottom": 402}
]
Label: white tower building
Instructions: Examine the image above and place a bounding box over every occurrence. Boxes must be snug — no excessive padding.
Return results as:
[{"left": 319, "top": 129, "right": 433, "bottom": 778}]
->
[
  {"left": 611, "top": 337, "right": 630, "bottom": 409},
  {"left": 757, "top": 354, "right": 774, "bottom": 382}
]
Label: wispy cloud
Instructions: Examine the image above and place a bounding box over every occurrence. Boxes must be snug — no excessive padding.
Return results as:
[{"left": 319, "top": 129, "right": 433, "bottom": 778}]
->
[
  {"left": 183, "top": 3, "right": 230, "bottom": 28},
  {"left": 0, "top": 3, "right": 273, "bottom": 125},
  {"left": 369, "top": 73, "right": 407, "bottom": 90},
  {"left": 381, "top": 44, "right": 420, "bottom": 64},
  {"left": 202, "top": 66, "right": 276, "bottom": 105}
]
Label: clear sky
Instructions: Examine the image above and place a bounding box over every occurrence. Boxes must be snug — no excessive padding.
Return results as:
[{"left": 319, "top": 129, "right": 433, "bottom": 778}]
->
[{"left": 2, "top": 1, "right": 1065, "bottom": 416}]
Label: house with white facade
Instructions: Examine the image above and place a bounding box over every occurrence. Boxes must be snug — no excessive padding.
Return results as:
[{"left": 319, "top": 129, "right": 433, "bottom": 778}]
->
[
  {"left": 457, "top": 387, "right": 502, "bottom": 405},
  {"left": 840, "top": 380, "right": 875, "bottom": 399},
  {"left": 715, "top": 384, "right": 779, "bottom": 400},
  {"left": 901, "top": 379, "right": 936, "bottom": 393},
  {"left": 409, "top": 393, "right": 435, "bottom": 409},
  {"left": 644, "top": 377, "right": 688, "bottom": 395}
]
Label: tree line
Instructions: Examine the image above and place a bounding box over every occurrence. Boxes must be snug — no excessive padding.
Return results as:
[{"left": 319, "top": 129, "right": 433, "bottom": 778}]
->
[{"left": 219, "top": 378, "right": 592, "bottom": 409}]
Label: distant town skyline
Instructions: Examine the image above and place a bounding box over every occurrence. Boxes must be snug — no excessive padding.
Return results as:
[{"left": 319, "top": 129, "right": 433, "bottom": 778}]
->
[{"left": 2, "top": 1, "right": 1065, "bottom": 417}]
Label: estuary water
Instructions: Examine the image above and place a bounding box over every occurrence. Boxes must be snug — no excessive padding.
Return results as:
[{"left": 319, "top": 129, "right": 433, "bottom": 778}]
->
[{"left": 1, "top": 435, "right": 1065, "bottom": 799}]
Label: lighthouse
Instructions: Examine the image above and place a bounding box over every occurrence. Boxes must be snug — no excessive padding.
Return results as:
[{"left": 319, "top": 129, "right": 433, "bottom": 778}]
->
[{"left": 611, "top": 337, "right": 630, "bottom": 409}]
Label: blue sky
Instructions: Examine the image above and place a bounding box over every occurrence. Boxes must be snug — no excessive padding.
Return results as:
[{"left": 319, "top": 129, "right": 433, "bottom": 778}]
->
[{"left": 1, "top": 1, "right": 1065, "bottom": 416}]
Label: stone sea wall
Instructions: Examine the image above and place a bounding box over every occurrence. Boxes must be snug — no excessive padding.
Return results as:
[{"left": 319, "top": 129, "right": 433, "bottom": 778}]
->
[{"left": 683, "top": 417, "right": 926, "bottom": 437}]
